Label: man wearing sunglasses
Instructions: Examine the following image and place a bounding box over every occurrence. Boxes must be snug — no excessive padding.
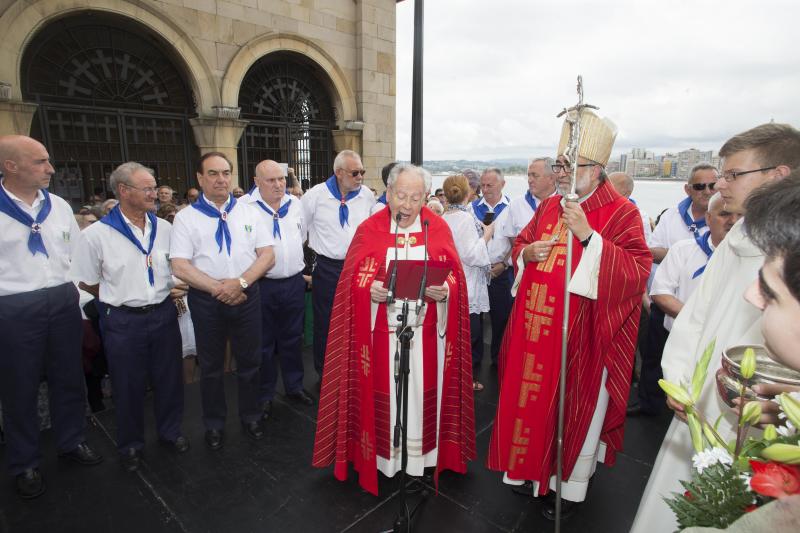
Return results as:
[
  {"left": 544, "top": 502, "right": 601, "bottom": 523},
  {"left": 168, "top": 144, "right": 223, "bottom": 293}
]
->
[
  {"left": 301, "top": 150, "right": 375, "bottom": 381},
  {"left": 632, "top": 123, "right": 800, "bottom": 533}
]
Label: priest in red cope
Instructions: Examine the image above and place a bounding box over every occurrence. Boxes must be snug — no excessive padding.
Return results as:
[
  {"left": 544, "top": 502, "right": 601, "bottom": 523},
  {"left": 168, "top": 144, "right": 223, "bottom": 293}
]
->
[
  {"left": 312, "top": 163, "right": 475, "bottom": 496},
  {"left": 487, "top": 109, "right": 652, "bottom": 519}
]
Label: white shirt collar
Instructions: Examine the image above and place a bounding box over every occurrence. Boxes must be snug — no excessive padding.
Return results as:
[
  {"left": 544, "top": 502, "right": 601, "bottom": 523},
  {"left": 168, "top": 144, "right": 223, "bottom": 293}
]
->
[{"left": 1, "top": 179, "right": 45, "bottom": 209}]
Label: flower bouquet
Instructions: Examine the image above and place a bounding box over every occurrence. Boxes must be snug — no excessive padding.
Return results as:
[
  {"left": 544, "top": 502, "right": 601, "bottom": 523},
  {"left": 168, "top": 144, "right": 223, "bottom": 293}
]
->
[{"left": 659, "top": 340, "right": 800, "bottom": 530}]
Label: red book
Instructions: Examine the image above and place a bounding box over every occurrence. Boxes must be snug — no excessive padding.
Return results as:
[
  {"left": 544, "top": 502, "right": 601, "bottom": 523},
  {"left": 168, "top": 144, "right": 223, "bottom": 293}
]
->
[{"left": 386, "top": 259, "right": 451, "bottom": 300}]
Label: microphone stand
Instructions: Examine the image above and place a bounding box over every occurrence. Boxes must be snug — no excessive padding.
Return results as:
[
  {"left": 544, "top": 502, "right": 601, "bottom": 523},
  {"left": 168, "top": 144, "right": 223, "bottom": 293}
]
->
[
  {"left": 387, "top": 213, "right": 402, "bottom": 305},
  {"left": 385, "top": 216, "right": 429, "bottom": 533}
]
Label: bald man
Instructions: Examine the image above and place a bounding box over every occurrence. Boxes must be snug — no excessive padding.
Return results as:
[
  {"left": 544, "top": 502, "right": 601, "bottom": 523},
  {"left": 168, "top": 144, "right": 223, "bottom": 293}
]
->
[
  {"left": 0, "top": 135, "right": 103, "bottom": 499},
  {"left": 244, "top": 160, "right": 314, "bottom": 421},
  {"left": 608, "top": 171, "right": 652, "bottom": 241}
]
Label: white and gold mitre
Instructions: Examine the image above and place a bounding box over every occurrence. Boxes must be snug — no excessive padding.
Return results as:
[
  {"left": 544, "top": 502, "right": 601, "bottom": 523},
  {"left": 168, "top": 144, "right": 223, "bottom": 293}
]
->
[{"left": 557, "top": 108, "right": 617, "bottom": 166}]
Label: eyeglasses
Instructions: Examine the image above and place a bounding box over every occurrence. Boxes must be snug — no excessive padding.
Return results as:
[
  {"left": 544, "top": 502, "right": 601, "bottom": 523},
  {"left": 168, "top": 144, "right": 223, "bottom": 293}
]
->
[
  {"left": 718, "top": 167, "right": 777, "bottom": 182},
  {"left": 551, "top": 163, "right": 596, "bottom": 174},
  {"left": 341, "top": 169, "right": 366, "bottom": 177},
  {"left": 122, "top": 183, "right": 157, "bottom": 194},
  {"left": 690, "top": 182, "right": 716, "bottom": 191}
]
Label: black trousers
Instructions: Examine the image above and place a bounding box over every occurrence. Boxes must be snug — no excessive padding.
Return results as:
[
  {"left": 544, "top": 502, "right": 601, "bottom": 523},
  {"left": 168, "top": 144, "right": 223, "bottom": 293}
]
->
[
  {"left": 100, "top": 298, "right": 183, "bottom": 451},
  {"left": 0, "top": 283, "right": 86, "bottom": 475},
  {"left": 258, "top": 274, "right": 306, "bottom": 402},
  {"left": 312, "top": 255, "right": 344, "bottom": 377},
  {"left": 638, "top": 305, "right": 669, "bottom": 414},
  {"left": 469, "top": 313, "right": 484, "bottom": 371},
  {"left": 488, "top": 268, "right": 514, "bottom": 364},
  {"left": 188, "top": 285, "right": 262, "bottom": 429}
]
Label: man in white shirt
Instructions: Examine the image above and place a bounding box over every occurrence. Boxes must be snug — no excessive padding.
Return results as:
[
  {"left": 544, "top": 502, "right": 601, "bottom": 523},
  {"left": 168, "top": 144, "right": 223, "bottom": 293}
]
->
[
  {"left": 0, "top": 135, "right": 102, "bottom": 499},
  {"left": 170, "top": 152, "right": 275, "bottom": 450},
  {"left": 301, "top": 150, "right": 375, "bottom": 378},
  {"left": 471, "top": 167, "right": 512, "bottom": 367},
  {"left": 72, "top": 162, "right": 188, "bottom": 472},
  {"left": 245, "top": 160, "right": 314, "bottom": 422},
  {"left": 631, "top": 123, "right": 800, "bottom": 533},
  {"left": 502, "top": 157, "right": 557, "bottom": 241},
  {"left": 650, "top": 193, "right": 740, "bottom": 331}
]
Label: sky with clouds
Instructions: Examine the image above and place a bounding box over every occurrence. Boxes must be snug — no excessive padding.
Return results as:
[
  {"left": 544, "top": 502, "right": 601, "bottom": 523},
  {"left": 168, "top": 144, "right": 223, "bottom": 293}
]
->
[{"left": 394, "top": 0, "right": 800, "bottom": 161}]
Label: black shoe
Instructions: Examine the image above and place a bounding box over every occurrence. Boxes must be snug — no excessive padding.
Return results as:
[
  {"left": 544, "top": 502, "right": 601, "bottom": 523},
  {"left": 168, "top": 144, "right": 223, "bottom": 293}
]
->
[
  {"left": 15, "top": 468, "right": 45, "bottom": 499},
  {"left": 541, "top": 494, "right": 581, "bottom": 521},
  {"left": 242, "top": 420, "right": 264, "bottom": 441},
  {"left": 204, "top": 429, "right": 224, "bottom": 450},
  {"left": 58, "top": 442, "right": 103, "bottom": 466},
  {"left": 159, "top": 435, "right": 190, "bottom": 454},
  {"left": 261, "top": 401, "right": 273, "bottom": 421},
  {"left": 286, "top": 389, "right": 315, "bottom": 406},
  {"left": 511, "top": 480, "right": 535, "bottom": 497},
  {"left": 119, "top": 448, "right": 142, "bottom": 473}
]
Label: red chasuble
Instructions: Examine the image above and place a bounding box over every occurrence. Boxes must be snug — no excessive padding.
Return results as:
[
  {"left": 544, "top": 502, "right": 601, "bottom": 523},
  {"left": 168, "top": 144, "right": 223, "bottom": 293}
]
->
[
  {"left": 486, "top": 180, "right": 651, "bottom": 492},
  {"left": 312, "top": 206, "right": 476, "bottom": 496}
]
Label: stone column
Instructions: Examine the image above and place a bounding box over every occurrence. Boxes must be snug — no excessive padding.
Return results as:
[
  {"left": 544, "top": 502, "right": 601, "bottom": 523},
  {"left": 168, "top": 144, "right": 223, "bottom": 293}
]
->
[
  {"left": 0, "top": 100, "right": 39, "bottom": 136},
  {"left": 189, "top": 114, "right": 249, "bottom": 187}
]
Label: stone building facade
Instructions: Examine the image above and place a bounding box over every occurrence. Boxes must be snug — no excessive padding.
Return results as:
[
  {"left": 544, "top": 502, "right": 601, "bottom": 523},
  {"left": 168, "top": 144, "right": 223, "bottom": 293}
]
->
[{"left": 0, "top": 0, "right": 397, "bottom": 205}]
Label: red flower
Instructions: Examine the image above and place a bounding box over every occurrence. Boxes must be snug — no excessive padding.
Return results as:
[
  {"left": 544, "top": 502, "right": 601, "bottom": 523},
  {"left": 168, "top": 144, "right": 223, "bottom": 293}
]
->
[
  {"left": 683, "top": 490, "right": 694, "bottom": 501},
  {"left": 749, "top": 460, "right": 800, "bottom": 499},
  {"left": 744, "top": 504, "right": 758, "bottom": 513}
]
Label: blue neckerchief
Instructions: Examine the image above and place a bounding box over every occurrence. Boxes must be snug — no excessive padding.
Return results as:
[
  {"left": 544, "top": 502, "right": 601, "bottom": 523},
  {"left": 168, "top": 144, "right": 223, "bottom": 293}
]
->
[
  {"left": 524, "top": 191, "right": 538, "bottom": 212},
  {"left": 191, "top": 192, "right": 236, "bottom": 255},
  {"left": 247, "top": 183, "right": 257, "bottom": 195},
  {"left": 255, "top": 198, "right": 291, "bottom": 239},
  {"left": 472, "top": 196, "right": 508, "bottom": 221},
  {"left": 629, "top": 197, "right": 637, "bottom": 205},
  {"left": 678, "top": 196, "right": 707, "bottom": 238},
  {"left": 691, "top": 232, "right": 714, "bottom": 279},
  {"left": 0, "top": 184, "right": 52, "bottom": 257},
  {"left": 377, "top": 191, "right": 387, "bottom": 205},
  {"left": 100, "top": 205, "right": 158, "bottom": 286},
  {"left": 325, "top": 175, "right": 360, "bottom": 227}
]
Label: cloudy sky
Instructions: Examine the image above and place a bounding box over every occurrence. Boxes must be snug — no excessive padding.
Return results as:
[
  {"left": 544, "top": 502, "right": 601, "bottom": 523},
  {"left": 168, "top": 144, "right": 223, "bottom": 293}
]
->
[{"left": 394, "top": 0, "right": 800, "bottom": 161}]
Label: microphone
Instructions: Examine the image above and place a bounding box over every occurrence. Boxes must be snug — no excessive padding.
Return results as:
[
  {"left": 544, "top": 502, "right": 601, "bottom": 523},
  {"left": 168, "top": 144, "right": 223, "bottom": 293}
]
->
[
  {"left": 416, "top": 219, "right": 429, "bottom": 315},
  {"left": 386, "top": 212, "right": 402, "bottom": 304}
]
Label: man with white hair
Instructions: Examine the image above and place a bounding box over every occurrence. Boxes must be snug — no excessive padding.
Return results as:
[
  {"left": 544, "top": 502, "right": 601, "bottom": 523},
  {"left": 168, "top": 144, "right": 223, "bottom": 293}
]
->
[
  {"left": 302, "top": 150, "right": 375, "bottom": 379},
  {"left": 313, "top": 163, "right": 475, "bottom": 495},
  {"left": 502, "top": 157, "right": 557, "bottom": 240},
  {"left": 72, "top": 162, "right": 188, "bottom": 472},
  {"left": 472, "top": 167, "right": 513, "bottom": 368},
  {"left": 608, "top": 171, "right": 652, "bottom": 242}
]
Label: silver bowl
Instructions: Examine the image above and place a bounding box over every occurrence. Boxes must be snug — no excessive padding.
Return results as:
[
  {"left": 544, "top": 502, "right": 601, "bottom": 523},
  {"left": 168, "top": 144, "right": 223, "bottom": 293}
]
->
[{"left": 716, "top": 344, "right": 800, "bottom": 407}]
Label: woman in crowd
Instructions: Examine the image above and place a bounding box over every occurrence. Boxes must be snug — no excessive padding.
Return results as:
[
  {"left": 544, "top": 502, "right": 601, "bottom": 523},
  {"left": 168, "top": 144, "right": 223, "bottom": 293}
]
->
[{"left": 441, "top": 174, "right": 493, "bottom": 391}]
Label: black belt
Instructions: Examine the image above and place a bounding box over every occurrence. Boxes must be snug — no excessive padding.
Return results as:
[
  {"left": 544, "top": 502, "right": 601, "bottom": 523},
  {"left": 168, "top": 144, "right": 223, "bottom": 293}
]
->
[
  {"left": 116, "top": 299, "right": 168, "bottom": 314},
  {"left": 316, "top": 254, "right": 345, "bottom": 266}
]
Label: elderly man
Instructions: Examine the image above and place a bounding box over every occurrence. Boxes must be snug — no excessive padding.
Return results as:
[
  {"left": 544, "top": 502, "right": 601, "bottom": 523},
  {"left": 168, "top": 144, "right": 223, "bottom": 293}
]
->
[
  {"left": 608, "top": 171, "right": 652, "bottom": 242},
  {"left": 0, "top": 135, "right": 103, "bottom": 499},
  {"left": 155, "top": 185, "right": 174, "bottom": 211},
  {"left": 503, "top": 157, "right": 557, "bottom": 242},
  {"left": 488, "top": 109, "right": 651, "bottom": 519},
  {"left": 472, "top": 168, "right": 513, "bottom": 368},
  {"left": 302, "top": 150, "right": 375, "bottom": 379},
  {"left": 245, "top": 160, "right": 314, "bottom": 422},
  {"left": 312, "top": 163, "right": 475, "bottom": 495},
  {"left": 186, "top": 187, "right": 200, "bottom": 204},
  {"left": 631, "top": 123, "right": 800, "bottom": 533},
  {"left": 170, "top": 152, "right": 275, "bottom": 450},
  {"left": 650, "top": 193, "right": 740, "bottom": 331},
  {"left": 71, "top": 162, "right": 188, "bottom": 472}
]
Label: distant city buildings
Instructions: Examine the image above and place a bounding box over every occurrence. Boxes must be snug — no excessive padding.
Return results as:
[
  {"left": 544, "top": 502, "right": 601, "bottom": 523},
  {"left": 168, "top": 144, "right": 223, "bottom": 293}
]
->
[{"left": 609, "top": 147, "right": 718, "bottom": 179}]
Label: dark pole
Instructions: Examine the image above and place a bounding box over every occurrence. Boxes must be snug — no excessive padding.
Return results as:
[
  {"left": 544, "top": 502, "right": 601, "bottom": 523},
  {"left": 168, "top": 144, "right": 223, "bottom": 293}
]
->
[{"left": 410, "top": 0, "right": 424, "bottom": 165}]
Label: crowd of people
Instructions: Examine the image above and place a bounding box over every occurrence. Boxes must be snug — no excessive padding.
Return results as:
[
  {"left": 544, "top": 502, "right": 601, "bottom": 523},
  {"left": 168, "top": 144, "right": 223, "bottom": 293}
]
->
[{"left": 1, "top": 115, "right": 799, "bottom": 531}]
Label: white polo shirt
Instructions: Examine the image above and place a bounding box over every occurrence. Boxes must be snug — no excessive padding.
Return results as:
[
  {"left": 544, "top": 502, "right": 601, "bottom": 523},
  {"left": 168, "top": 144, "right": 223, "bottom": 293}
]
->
[
  {"left": 302, "top": 181, "right": 375, "bottom": 260},
  {"left": 648, "top": 202, "right": 708, "bottom": 250},
  {"left": 650, "top": 237, "right": 713, "bottom": 331},
  {"left": 169, "top": 195, "right": 273, "bottom": 279},
  {"left": 244, "top": 189, "right": 306, "bottom": 279},
  {"left": 0, "top": 183, "right": 79, "bottom": 296},
  {"left": 70, "top": 213, "right": 173, "bottom": 307},
  {"left": 500, "top": 191, "right": 557, "bottom": 239},
  {"left": 471, "top": 196, "right": 512, "bottom": 265}
]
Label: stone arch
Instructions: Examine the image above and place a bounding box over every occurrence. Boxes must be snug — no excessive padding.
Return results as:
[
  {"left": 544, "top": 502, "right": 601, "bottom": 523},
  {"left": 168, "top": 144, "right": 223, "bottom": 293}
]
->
[
  {"left": 0, "top": 0, "right": 219, "bottom": 115},
  {"left": 222, "top": 33, "right": 356, "bottom": 128}
]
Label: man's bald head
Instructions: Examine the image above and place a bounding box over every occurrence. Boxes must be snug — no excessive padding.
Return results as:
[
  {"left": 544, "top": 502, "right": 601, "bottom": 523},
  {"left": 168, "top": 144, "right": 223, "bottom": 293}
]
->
[
  {"left": 0, "top": 135, "right": 43, "bottom": 167},
  {"left": 707, "top": 191, "right": 725, "bottom": 214},
  {"left": 254, "top": 159, "right": 286, "bottom": 204},
  {"left": 608, "top": 172, "right": 634, "bottom": 198},
  {"left": 255, "top": 159, "right": 284, "bottom": 179},
  {"left": 0, "top": 135, "right": 54, "bottom": 193}
]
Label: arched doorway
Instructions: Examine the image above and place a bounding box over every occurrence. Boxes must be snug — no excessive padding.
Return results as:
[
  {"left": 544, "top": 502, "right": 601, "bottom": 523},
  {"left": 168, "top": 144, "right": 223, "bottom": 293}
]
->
[
  {"left": 22, "top": 11, "right": 198, "bottom": 206},
  {"left": 237, "top": 52, "right": 336, "bottom": 190}
]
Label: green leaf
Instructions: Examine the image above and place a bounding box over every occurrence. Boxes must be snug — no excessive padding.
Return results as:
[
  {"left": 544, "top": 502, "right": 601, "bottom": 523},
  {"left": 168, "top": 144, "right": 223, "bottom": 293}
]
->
[
  {"left": 688, "top": 413, "right": 705, "bottom": 452},
  {"left": 691, "top": 339, "right": 716, "bottom": 402}
]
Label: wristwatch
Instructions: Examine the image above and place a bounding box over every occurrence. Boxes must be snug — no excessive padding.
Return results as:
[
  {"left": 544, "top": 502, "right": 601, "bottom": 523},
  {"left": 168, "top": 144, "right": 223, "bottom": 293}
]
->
[{"left": 238, "top": 277, "right": 249, "bottom": 290}]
